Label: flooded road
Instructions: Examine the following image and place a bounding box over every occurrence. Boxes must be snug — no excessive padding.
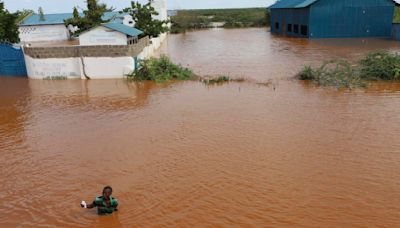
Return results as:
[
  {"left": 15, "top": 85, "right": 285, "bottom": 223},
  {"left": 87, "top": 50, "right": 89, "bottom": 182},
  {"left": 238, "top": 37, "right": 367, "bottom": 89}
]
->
[{"left": 1, "top": 28, "right": 400, "bottom": 227}]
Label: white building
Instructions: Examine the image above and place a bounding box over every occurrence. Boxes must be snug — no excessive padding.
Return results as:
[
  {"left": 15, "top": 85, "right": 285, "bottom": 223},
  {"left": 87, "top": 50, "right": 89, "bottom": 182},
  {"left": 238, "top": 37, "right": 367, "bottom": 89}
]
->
[
  {"left": 152, "top": 0, "right": 168, "bottom": 21},
  {"left": 19, "top": 13, "right": 71, "bottom": 43},
  {"left": 19, "top": 12, "right": 134, "bottom": 44},
  {"left": 79, "top": 23, "right": 143, "bottom": 46},
  {"left": 20, "top": 0, "right": 169, "bottom": 80}
]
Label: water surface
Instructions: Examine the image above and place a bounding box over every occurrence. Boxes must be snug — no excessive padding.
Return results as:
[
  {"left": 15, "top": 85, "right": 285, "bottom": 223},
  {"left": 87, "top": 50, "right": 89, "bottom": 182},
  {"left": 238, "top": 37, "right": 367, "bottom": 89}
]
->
[{"left": 1, "top": 28, "right": 400, "bottom": 227}]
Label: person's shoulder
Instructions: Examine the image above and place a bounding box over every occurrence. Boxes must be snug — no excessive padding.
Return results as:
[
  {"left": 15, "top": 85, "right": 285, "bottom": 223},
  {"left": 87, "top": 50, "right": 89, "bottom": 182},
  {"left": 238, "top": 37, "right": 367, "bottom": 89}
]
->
[
  {"left": 94, "top": 196, "right": 104, "bottom": 203},
  {"left": 111, "top": 196, "right": 119, "bottom": 205}
]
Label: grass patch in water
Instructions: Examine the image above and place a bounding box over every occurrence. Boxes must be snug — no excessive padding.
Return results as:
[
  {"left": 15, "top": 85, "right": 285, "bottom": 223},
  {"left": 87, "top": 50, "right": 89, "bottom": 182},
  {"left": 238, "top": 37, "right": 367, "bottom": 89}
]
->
[
  {"left": 298, "top": 51, "right": 400, "bottom": 89},
  {"left": 128, "top": 55, "right": 195, "bottom": 83},
  {"left": 298, "top": 60, "right": 365, "bottom": 89},
  {"left": 359, "top": 51, "right": 400, "bottom": 81},
  {"left": 200, "top": 75, "right": 246, "bottom": 85}
]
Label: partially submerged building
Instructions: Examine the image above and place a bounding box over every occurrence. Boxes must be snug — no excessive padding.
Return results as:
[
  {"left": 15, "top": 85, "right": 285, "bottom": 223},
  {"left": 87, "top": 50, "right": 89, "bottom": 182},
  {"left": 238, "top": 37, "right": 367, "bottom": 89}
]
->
[
  {"left": 79, "top": 23, "right": 143, "bottom": 46},
  {"left": 15, "top": 0, "right": 168, "bottom": 79},
  {"left": 19, "top": 12, "right": 134, "bottom": 43},
  {"left": 270, "top": 0, "right": 397, "bottom": 38},
  {"left": 22, "top": 22, "right": 147, "bottom": 79}
]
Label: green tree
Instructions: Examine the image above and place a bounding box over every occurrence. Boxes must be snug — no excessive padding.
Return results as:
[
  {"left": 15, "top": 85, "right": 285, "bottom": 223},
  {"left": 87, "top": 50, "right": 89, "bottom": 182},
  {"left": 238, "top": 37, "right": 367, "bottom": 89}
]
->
[
  {"left": 124, "top": 0, "right": 169, "bottom": 38},
  {"left": 73, "top": 7, "right": 79, "bottom": 19},
  {"left": 0, "top": 1, "right": 20, "bottom": 43},
  {"left": 15, "top": 9, "right": 34, "bottom": 24},
  {"left": 64, "top": 0, "right": 113, "bottom": 34},
  {"left": 38, "top": 7, "right": 45, "bottom": 21}
]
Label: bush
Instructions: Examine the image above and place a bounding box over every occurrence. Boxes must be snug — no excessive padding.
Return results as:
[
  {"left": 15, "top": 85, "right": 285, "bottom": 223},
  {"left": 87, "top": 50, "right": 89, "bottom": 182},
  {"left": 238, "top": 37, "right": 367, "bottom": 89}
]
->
[
  {"left": 298, "top": 65, "right": 317, "bottom": 80},
  {"left": 202, "top": 76, "right": 230, "bottom": 85},
  {"left": 359, "top": 51, "right": 400, "bottom": 81},
  {"left": 170, "top": 8, "right": 270, "bottom": 33},
  {"left": 298, "top": 60, "right": 365, "bottom": 89},
  {"left": 128, "top": 55, "right": 194, "bottom": 83}
]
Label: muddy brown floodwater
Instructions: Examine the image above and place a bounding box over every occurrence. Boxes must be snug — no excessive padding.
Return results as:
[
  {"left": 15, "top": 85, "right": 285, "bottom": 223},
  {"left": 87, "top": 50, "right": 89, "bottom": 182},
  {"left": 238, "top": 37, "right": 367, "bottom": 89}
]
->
[{"left": 1, "top": 28, "right": 400, "bottom": 227}]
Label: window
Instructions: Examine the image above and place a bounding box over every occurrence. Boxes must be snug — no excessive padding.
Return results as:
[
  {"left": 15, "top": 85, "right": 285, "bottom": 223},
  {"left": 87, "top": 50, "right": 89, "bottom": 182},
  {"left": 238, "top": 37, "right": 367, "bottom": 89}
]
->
[
  {"left": 301, "top": 25, "right": 308, "bottom": 36},
  {"left": 294, "top": 24, "right": 299, "bottom": 34},
  {"left": 275, "top": 22, "right": 279, "bottom": 30},
  {"left": 287, "top": 24, "right": 292, "bottom": 32}
]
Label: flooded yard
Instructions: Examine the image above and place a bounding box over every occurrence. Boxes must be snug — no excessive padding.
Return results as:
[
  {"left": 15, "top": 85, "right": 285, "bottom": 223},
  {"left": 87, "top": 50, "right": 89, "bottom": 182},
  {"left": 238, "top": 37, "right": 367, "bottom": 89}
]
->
[{"left": 1, "top": 28, "right": 400, "bottom": 227}]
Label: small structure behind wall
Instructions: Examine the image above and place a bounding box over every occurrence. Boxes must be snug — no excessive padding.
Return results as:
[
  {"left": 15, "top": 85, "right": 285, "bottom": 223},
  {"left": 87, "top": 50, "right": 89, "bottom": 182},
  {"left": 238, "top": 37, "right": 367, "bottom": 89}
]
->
[{"left": 79, "top": 23, "right": 144, "bottom": 46}]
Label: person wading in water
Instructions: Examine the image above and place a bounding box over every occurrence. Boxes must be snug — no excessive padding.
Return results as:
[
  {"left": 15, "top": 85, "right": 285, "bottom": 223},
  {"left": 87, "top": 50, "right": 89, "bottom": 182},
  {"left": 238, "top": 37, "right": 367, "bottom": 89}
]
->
[{"left": 81, "top": 186, "right": 119, "bottom": 215}]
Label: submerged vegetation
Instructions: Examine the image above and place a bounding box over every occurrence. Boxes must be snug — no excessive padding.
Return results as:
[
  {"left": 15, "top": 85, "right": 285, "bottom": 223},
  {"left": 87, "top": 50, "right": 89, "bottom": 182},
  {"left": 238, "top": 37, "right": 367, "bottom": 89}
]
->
[
  {"left": 128, "top": 56, "right": 249, "bottom": 85},
  {"left": 128, "top": 55, "right": 194, "bottom": 83},
  {"left": 359, "top": 51, "right": 400, "bottom": 81},
  {"left": 298, "top": 51, "right": 400, "bottom": 88},
  {"left": 200, "top": 76, "right": 246, "bottom": 85},
  {"left": 170, "top": 8, "right": 270, "bottom": 33}
]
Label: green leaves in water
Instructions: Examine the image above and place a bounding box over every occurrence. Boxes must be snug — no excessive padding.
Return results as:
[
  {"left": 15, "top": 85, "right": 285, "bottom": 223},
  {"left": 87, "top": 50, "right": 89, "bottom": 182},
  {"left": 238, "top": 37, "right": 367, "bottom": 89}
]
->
[
  {"left": 298, "top": 51, "right": 400, "bottom": 89},
  {"left": 298, "top": 59, "right": 365, "bottom": 89},
  {"left": 359, "top": 51, "right": 400, "bottom": 81},
  {"left": 128, "top": 55, "right": 195, "bottom": 83}
]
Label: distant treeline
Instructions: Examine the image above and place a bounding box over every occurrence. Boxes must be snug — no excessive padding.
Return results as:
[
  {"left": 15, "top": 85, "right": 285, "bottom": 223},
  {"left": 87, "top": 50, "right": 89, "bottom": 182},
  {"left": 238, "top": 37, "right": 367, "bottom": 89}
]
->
[{"left": 170, "top": 8, "right": 270, "bottom": 33}]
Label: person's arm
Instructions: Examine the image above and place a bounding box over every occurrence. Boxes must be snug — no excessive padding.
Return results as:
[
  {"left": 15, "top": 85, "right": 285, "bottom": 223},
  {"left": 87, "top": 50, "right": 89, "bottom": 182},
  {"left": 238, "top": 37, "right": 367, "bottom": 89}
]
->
[
  {"left": 86, "top": 203, "right": 96, "bottom": 209},
  {"left": 111, "top": 200, "right": 119, "bottom": 211},
  {"left": 81, "top": 200, "right": 98, "bottom": 209}
]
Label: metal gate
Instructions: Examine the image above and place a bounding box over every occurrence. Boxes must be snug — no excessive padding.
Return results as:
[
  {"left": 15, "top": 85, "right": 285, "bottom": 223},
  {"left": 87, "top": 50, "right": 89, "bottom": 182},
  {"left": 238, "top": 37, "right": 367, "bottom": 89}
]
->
[{"left": 0, "top": 42, "right": 27, "bottom": 77}]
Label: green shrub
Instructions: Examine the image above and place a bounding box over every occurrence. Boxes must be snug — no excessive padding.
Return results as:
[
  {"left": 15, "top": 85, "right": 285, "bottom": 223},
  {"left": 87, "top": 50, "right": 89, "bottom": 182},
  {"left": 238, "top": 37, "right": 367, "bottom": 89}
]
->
[
  {"left": 298, "top": 65, "right": 317, "bottom": 80},
  {"left": 359, "top": 51, "right": 400, "bottom": 81},
  {"left": 298, "top": 60, "right": 365, "bottom": 89},
  {"left": 170, "top": 8, "right": 270, "bottom": 33},
  {"left": 203, "top": 75, "right": 230, "bottom": 85},
  {"left": 129, "top": 55, "right": 195, "bottom": 83}
]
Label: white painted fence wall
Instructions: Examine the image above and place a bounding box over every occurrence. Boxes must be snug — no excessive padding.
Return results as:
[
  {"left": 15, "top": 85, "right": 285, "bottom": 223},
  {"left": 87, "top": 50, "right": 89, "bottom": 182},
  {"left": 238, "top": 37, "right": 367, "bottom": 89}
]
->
[
  {"left": 138, "top": 33, "right": 167, "bottom": 59},
  {"left": 24, "top": 55, "right": 134, "bottom": 79}
]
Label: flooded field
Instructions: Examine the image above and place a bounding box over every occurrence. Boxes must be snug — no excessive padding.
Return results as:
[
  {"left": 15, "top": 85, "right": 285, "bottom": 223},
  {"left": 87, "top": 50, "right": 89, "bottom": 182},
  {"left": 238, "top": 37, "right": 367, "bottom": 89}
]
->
[
  {"left": 159, "top": 28, "right": 400, "bottom": 81},
  {"left": 1, "top": 28, "right": 400, "bottom": 227}
]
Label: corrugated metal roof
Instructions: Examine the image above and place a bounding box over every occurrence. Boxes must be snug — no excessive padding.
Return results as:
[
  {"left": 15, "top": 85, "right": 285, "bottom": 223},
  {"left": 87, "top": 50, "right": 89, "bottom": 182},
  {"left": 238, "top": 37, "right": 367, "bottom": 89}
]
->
[
  {"left": 20, "top": 13, "right": 75, "bottom": 26},
  {"left": 270, "top": 0, "right": 399, "bottom": 9},
  {"left": 102, "top": 23, "right": 144, "bottom": 37},
  {"left": 269, "top": 0, "right": 318, "bottom": 9},
  {"left": 20, "top": 12, "right": 128, "bottom": 26}
]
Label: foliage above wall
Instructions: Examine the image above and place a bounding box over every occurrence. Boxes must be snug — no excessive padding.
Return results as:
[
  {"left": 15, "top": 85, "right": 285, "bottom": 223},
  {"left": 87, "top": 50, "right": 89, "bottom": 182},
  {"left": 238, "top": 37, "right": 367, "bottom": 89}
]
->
[
  {"left": 124, "top": 0, "right": 169, "bottom": 38},
  {"left": 64, "top": 0, "right": 113, "bottom": 35},
  {"left": 0, "top": 1, "right": 20, "bottom": 43}
]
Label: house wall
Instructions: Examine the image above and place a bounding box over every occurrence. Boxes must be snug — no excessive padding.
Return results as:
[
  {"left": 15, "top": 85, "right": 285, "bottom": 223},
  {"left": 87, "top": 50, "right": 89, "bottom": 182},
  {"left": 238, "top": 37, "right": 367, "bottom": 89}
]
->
[
  {"left": 24, "top": 37, "right": 149, "bottom": 59},
  {"left": 392, "top": 23, "right": 400, "bottom": 40},
  {"left": 270, "top": 8, "right": 310, "bottom": 38},
  {"left": 79, "top": 26, "right": 128, "bottom": 46},
  {"left": 24, "top": 55, "right": 82, "bottom": 79},
  {"left": 23, "top": 37, "right": 150, "bottom": 79},
  {"left": 137, "top": 33, "right": 167, "bottom": 59},
  {"left": 19, "top": 24, "right": 70, "bottom": 43},
  {"left": 309, "top": 0, "right": 395, "bottom": 38},
  {"left": 24, "top": 55, "right": 135, "bottom": 79}
]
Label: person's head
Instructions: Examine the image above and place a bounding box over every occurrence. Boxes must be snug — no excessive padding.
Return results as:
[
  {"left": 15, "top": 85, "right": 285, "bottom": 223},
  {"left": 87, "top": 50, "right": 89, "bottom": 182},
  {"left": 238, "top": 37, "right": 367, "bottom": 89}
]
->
[{"left": 102, "top": 186, "right": 113, "bottom": 200}]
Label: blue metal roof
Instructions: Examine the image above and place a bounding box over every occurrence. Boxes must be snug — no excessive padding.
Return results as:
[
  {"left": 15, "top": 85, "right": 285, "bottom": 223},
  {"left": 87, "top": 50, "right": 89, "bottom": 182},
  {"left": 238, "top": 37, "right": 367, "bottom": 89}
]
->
[
  {"left": 269, "top": 0, "right": 318, "bottom": 9},
  {"left": 270, "top": 0, "right": 399, "bottom": 9},
  {"left": 20, "top": 13, "right": 75, "bottom": 26},
  {"left": 102, "top": 23, "right": 143, "bottom": 37},
  {"left": 20, "top": 12, "right": 129, "bottom": 26}
]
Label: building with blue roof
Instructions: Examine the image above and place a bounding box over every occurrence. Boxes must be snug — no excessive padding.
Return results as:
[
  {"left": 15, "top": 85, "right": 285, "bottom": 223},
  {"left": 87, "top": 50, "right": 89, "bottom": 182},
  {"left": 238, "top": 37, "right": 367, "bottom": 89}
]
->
[
  {"left": 18, "top": 12, "right": 134, "bottom": 43},
  {"left": 270, "top": 0, "right": 398, "bottom": 38},
  {"left": 79, "top": 23, "right": 144, "bottom": 46}
]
